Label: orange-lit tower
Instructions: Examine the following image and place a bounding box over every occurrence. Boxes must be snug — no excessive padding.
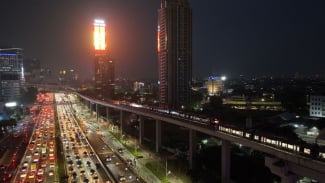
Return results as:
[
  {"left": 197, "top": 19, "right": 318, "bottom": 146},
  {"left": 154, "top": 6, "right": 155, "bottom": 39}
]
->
[{"left": 93, "top": 19, "right": 115, "bottom": 99}]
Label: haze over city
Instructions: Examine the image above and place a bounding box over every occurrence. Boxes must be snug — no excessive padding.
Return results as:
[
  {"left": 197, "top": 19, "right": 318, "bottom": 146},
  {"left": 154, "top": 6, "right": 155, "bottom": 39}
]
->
[{"left": 0, "top": 0, "right": 324, "bottom": 80}]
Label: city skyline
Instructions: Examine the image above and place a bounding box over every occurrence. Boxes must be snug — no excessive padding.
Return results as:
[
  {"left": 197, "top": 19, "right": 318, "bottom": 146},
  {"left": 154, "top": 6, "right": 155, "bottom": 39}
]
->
[{"left": 0, "top": 0, "right": 324, "bottom": 80}]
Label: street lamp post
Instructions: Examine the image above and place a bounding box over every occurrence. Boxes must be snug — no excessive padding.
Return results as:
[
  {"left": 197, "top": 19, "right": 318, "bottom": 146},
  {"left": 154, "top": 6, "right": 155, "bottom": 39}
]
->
[
  {"left": 165, "top": 159, "right": 171, "bottom": 178},
  {"left": 166, "top": 159, "right": 167, "bottom": 177}
]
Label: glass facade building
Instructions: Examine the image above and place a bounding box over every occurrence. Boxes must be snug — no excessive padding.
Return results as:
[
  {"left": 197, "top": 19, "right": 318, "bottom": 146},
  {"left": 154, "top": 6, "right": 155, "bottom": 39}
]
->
[{"left": 0, "top": 48, "right": 24, "bottom": 102}]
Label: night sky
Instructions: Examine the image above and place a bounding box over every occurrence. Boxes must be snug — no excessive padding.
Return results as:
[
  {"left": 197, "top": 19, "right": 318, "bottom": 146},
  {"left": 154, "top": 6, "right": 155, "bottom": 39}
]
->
[{"left": 0, "top": 0, "right": 324, "bottom": 80}]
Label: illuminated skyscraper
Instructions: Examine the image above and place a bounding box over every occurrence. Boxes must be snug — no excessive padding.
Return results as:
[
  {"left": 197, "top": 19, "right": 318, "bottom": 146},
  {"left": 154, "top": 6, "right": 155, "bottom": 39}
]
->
[
  {"left": 205, "top": 76, "right": 226, "bottom": 96},
  {"left": 158, "top": 0, "right": 192, "bottom": 109},
  {"left": 93, "top": 19, "right": 115, "bottom": 98},
  {"left": 0, "top": 48, "right": 24, "bottom": 102}
]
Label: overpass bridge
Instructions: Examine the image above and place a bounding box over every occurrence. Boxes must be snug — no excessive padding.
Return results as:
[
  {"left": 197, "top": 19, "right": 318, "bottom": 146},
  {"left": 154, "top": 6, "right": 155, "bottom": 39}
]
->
[{"left": 77, "top": 94, "right": 325, "bottom": 183}]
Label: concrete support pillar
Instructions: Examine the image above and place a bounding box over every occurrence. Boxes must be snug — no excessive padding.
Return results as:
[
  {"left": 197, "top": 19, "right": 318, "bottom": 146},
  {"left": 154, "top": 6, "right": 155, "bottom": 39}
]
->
[
  {"left": 221, "top": 140, "right": 231, "bottom": 183},
  {"left": 89, "top": 102, "right": 92, "bottom": 111},
  {"left": 120, "top": 110, "right": 123, "bottom": 134},
  {"left": 155, "top": 120, "right": 161, "bottom": 153},
  {"left": 265, "top": 157, "right": 300, "bottom": 183},
  {"left": 188, "top": 129, "right": 196, "bottom": 169},
  {"left": 139, "top": 116, "right": 144, "bottom": 145},
  {"left": 106, "top": 107, "right": 110, "bottom": 120},
  {"left": 96, "top": 104, "right": 99, "bottom": 122}
]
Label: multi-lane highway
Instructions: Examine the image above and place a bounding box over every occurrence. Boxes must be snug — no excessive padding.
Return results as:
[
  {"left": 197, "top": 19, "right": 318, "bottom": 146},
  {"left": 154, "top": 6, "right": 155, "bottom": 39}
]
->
[
  {"left": 56, "top": 93, "right": 113, "bottom": 183},
  {"left": 56, "top": 92, "right": 142, "bottom": 183}
]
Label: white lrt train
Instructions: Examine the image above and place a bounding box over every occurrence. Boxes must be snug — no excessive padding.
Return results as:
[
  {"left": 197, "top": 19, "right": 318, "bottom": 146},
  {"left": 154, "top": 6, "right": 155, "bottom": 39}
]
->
[
  {"left": 86, "top": 99, "right": 325, "bottom": 162},
  {"left": 218, "top": 124, "right": 325, "bottom": 161}
]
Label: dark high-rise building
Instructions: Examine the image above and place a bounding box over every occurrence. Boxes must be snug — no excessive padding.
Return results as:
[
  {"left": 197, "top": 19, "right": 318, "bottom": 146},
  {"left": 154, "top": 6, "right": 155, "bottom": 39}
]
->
[
  {"left": 93, "top": 19, "right": 115, "bottom": 99},
  {"left": 94, "top": 55, "right": 114, "bottom": 97},
  {"left": 24, "top": 58, "right": 41, "bottom": 83},
  {"left": 158, "top": 0, "right": 192, "bottom": 109},
  {"left": 0, "top": 48, "right": 24, "bottom": 102}
]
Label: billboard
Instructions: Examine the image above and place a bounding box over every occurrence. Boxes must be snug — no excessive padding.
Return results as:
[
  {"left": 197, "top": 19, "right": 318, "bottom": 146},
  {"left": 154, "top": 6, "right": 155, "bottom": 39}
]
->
[{"left": 93, "top": 19, "right": 106, "bottom": 51}]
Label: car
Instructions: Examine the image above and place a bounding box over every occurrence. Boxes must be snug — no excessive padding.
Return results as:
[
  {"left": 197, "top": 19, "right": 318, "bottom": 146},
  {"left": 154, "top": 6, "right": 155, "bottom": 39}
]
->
[
  {"left": 83, "top": 151, "right": 88, "bottom": 157},
  {"left": 36, "top": 175, "right": 44, "bottom": 182},
  {"left": 128, "top": 175, "right": 133, "bottom": 180},
  {"left": 28, "top": 172, "right": 35, "bottom": 179},
  {"left": 22, "top": 161, "right": 29, "bottom": 167},
  {"left": 37, "top": 168, "right": 44, "bottom": 175},
  {"left": 126, "top": 159, "right": 132, "bottom": 165},
  {"left": 21, "top": 166, "right": 27, "bottom": 172},
  {"left": 118, "top": 148, "right": 123, "bottom": 153},
  {"left": 19, "top": 173, "right": 27, "bottom": 178},
  {"left": 86, "top": 161, "right": 91, "bottom": 167},
  {"left": 41, "top": 154, "right": 47, "bottom": 161},
  {"left": 79, "top": 168, "right": 85, "bottom": 175},
  {"left": 49, "top": 153, "right": 55, "bottom": 160},
  {"left": 70, "top": 172, "right": 77, "bottom": 180},
  {"left": 48, "top": 170, "right": 54, "bottom": 176},
  {"left": 105, "top": 156, "right": 112, "bottom": 162},
  {"left": 90, "top": 169, "right": 95, "bottom": 175},
  {"left": 49, "top": 160, "right": 55, "bottom": 168},
  {"left": 40, "top": 161, "right": 47, "bottom": 168},
  {"left": 118, "top": 175, "right": 126, "bottom": 181}
]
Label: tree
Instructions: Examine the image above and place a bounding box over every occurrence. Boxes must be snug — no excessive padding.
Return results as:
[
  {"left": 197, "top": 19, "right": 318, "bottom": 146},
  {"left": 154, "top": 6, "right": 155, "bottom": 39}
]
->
[
  {"left": 202, "top": 96, "right": 223, "bottom": 117},
  {"left": 188, "top": 90, "right": 203, "bottom": 111}
]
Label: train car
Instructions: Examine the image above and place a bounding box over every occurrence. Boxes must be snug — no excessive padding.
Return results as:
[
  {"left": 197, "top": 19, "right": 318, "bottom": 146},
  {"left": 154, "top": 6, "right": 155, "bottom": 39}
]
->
[
  {"left": 252, "top": 130, "right": 301, "bottom": 153},
  {"left": 296, "top": 143, "right": 325, "bottom": 162},
  {"left": 218, "top": 124, "right": 245, "bottom": 137}
]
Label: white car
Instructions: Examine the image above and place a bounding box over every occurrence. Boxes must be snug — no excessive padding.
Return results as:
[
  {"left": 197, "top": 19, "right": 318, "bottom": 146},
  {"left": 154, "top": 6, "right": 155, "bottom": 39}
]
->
[{"left": 37, "top": 168, "right": 44, "bottom": 175}]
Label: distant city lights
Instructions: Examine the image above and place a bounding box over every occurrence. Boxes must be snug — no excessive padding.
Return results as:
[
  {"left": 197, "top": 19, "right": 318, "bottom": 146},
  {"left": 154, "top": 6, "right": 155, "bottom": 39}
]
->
[{"left": 5, "top": 102, "right": 17, "bottom": 107}]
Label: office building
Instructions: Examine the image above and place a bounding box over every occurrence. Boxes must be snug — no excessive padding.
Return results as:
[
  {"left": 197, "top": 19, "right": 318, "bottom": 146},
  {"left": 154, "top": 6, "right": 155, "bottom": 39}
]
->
[
  {"left": 134, "top": 81, "right": 145, "bottom": 92},
  {"left": 310, "top": 95, "right": 325, "bottom": 118},
  {"left": 158, "top": 0, "right": 192, "bottom": 109},
  {"left": 93, "top": 19, "right": 115, "bottom": 99},
  {"left": 0, "top": 48, "right": 24, "bottom": 102},
  {"left": 205, "top": 76, "right": 226, "bottom": 96}
]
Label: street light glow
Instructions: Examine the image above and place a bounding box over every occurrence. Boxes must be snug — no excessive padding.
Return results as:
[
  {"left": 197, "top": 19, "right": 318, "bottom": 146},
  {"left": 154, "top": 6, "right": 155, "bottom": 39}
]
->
[{"left": 5, "top": 102, "right": 17, "bottom": 107}]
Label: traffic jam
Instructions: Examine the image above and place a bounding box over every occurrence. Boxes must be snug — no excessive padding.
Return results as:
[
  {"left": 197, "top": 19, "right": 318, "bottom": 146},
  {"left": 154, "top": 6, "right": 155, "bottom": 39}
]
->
[{"left": 13, "top": 93, "right": 56, "bottom": 183}]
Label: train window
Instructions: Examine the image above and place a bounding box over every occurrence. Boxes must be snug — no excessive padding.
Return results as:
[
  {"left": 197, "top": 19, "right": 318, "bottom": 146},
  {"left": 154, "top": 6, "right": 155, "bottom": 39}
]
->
[
  {"left": 319, "top": 152, "right": 325, "bottom": 159},
  {"left": 245, "top": 133, "right": 251, "bottom": 138},
  {"left": 281, "top": 143, "right": 288, "bottom": 148},
  {"left": 254, "top": 135, "right": 259, "bottom": 140},
  {"left": 296, "top": 146, "right": 300, "bottom": 152},
  {"left": 304, "top": 148, "right": 311, "bottom": 155}
]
